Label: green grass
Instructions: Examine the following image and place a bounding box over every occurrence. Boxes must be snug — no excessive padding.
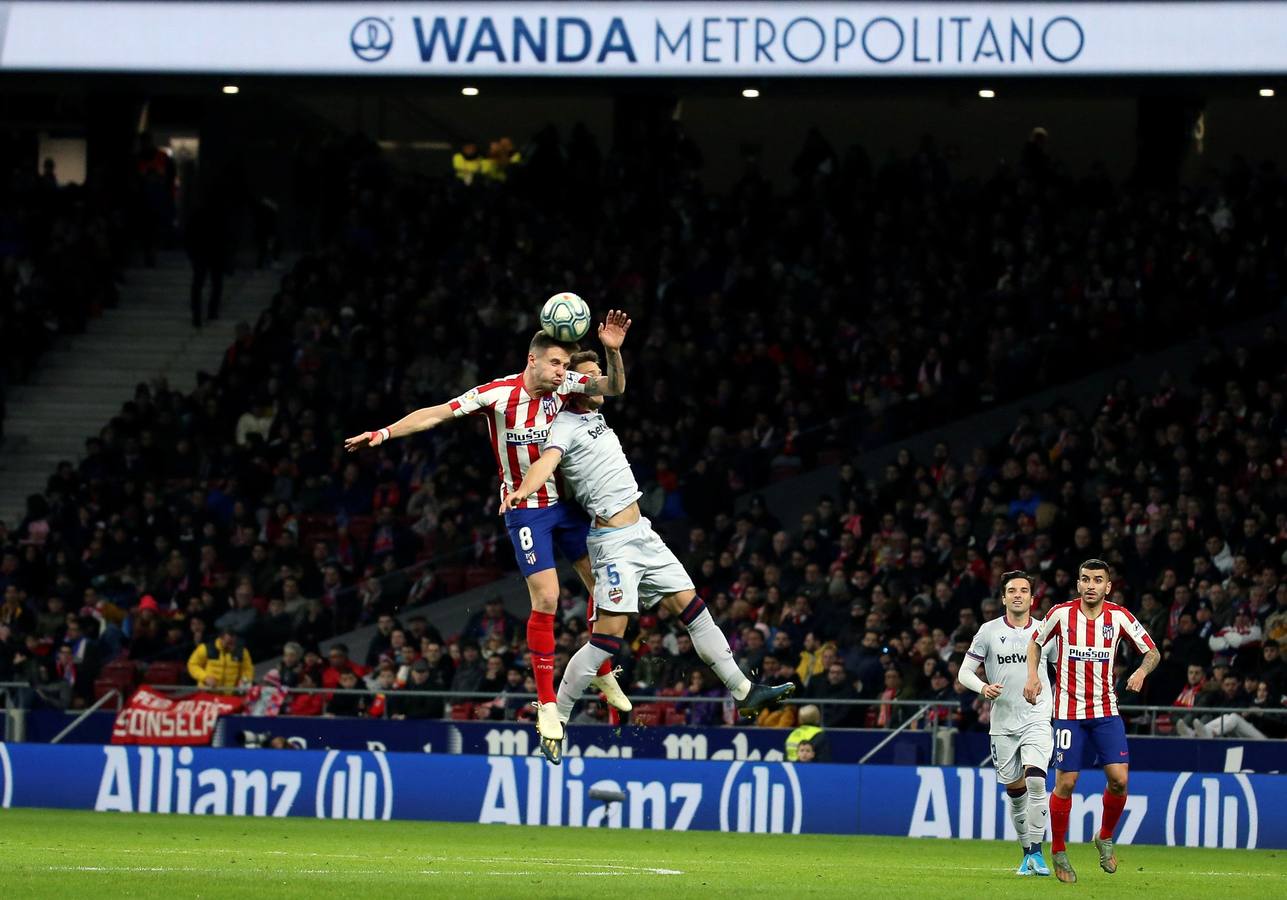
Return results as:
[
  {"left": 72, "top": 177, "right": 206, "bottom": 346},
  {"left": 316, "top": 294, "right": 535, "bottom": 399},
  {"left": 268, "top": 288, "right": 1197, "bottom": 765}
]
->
[{"left": 0, "top": 808, "right": 1283, "bottom": 898}]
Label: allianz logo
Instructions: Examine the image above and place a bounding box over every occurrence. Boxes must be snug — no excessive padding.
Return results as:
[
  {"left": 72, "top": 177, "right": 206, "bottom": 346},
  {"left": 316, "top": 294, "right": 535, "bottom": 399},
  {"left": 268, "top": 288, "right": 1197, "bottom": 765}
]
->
[
  {"left": 479, "top": 757, "right": 802, "bottom": 833},
  {"left": 1165, "top": 773, "right": 1259, "bottom": 849},
  {"left": 909, "top": 767, "right": 1148, "bottom": 842},
  {"left": 92, "top": 746, "right": 392, "bottom": 820},
  {"left": 908, "top": 767, "right": 1260, "bottom": 848}
]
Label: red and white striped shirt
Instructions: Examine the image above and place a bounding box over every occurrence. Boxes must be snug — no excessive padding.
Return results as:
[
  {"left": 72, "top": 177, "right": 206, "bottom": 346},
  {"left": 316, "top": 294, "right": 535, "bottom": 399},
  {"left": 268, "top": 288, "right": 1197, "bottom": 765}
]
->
[
  {"left": 449, "top": 371, "right": 590, "bottom": 509},
  {"left": 1034, "top": 600, "right": 1156, "bottom": 720}
]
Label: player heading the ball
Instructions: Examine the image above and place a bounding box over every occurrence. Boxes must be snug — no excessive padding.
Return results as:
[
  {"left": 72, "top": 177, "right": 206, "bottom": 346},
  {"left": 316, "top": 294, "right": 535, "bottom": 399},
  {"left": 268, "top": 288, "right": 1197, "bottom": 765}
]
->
[
  {"left": 345, "top": 310, "right": 634, "bottom": 751},
  {"left": 502, "top": 349, "right": 795, "bottom": 764}
]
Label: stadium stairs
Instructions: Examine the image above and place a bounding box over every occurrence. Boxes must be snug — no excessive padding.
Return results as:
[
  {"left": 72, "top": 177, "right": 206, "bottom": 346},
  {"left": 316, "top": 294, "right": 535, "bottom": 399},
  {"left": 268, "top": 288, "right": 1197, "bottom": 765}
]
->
[
  {"left": 296, "top": 307, "right": 1286, "bottom": 672},
  {"left": 0, "top": 253, "right": 283, "bottom": 526}
]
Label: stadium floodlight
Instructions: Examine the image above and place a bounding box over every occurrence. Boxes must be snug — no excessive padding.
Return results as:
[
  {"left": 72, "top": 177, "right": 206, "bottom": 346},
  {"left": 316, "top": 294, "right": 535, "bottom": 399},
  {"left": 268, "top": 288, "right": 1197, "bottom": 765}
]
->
[
  {"left": 222, "top": 85, "right": 239, "bottom": 95},
  {"left": 461, "top": 86, "right": 480, "bottom": 97},
  {"left": 742, "top": 88, "right": 760, "bottom": 99},
  {"left": 1260, "top": 88, "right": 1276, "bottom": 97},
  {"left": 978, "top": 89, "right": 996, "bottom": 99}
]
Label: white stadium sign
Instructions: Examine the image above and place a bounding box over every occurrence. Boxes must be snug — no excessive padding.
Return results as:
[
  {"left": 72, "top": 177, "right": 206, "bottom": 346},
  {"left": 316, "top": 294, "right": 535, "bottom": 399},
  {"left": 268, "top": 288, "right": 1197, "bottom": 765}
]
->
[{"left": 1, "top": 1, "right": 1286, "bottom": 75}]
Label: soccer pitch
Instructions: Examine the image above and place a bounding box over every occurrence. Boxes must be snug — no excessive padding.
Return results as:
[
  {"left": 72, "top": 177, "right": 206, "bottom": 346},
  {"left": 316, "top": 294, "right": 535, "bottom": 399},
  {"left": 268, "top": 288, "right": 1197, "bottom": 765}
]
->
[{"left": 0, "top": 809, "right": 1282, "bottom": 898}]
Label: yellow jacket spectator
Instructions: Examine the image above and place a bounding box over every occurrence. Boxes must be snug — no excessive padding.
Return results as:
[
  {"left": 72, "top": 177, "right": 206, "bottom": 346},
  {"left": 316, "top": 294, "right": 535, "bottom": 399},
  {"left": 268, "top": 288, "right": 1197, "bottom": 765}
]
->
[
  {"left": 187, "top": 629, "right": 253, "bottom": 692},
  {"left": 796, "top": 640, "right": 836, "bottom": 686},
  {"left": 452, "top": 143, "right": 483, "bottom": 185}
]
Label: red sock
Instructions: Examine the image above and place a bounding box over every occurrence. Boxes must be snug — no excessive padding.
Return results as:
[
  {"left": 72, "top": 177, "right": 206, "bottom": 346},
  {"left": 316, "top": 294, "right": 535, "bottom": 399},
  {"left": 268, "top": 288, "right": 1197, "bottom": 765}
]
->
[
  {"left": 1100, "top": 791, "right": 1127, "bottom": 840},
  {"left": 527, "top": 611, "right": 556, "bottom": 704},
  {"left": 596, "top": 658, "right": 619, "bottom": 725},
  {"left": 1050, "top": 793, "right": 1072, "bottom": 853}
]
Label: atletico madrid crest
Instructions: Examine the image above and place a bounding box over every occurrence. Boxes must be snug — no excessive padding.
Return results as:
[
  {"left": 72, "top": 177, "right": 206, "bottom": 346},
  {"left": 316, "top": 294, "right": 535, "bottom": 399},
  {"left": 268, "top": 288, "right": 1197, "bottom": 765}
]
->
[{"left": 1102, "top": 623, "right": 1114, "bottom": 641}]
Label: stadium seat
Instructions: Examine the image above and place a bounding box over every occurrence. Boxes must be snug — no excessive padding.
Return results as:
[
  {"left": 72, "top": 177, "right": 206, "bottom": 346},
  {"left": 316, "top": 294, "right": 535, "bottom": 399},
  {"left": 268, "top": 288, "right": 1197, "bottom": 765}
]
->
[
  {"left": 663, "top": 706, "right": 689, "bottom": 726},
  {"left": 143, "top": 661, "right": 185, "bottom": 686},
  {"left": 449, "top": 702, "right": 475, "bottom": 721},
  {"left": 630, "top": 703, "right": 663, "bottom": 726},
  {"left": 346, "top": 515, "right": 374, "bottom": 547},
  {"left": 99, "top": 659, "right": 139, "bottom": 692},
  {"left": 438, "top": 566, "right": 467, "bottom": 595},
  {"left": 93, "top": 677, "right": 127, "bottom": 702},
  {"left": 465, "top": 566, "right": 501, "bottom": 590}
]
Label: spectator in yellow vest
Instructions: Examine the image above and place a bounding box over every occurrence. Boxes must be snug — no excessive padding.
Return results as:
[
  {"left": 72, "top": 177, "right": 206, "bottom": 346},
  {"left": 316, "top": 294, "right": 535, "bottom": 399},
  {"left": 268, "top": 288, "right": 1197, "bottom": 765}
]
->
[
  {"left": 452, "top": 143, "right": 483, "bottom": 185},
  {"left": 785, "top": 704, "right": 831, "bottom": 761}
]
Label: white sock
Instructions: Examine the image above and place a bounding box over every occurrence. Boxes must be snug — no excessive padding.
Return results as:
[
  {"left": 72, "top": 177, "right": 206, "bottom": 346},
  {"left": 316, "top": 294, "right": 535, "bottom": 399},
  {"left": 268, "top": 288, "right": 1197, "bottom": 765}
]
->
[
  {"left": 1007, "top": 789, "right": 1029, "bottom": 849},
  {"left": 685, "top": 607, "right": 751, "bottom": 700},
  {"left": 1026, "top": 774, "right": 1049, "bottom": 849},
  {"left": 556, "top": 640, "right": 613, "bottom": 721}
]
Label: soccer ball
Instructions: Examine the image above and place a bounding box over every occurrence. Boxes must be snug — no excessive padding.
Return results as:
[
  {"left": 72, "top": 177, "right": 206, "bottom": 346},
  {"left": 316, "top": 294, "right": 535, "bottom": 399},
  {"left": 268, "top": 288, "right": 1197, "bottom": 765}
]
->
[{"left": 540, "top": 292, "right": 592, "bottom": 343}]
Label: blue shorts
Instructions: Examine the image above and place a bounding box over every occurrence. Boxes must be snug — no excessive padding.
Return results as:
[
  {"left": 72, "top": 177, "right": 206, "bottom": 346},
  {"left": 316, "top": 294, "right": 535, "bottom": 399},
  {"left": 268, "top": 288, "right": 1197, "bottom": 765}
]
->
[
  {"left": 504, "top": 503, "right": 590, "bottom": 577},
  {"left": 1052, "top": 717, "right": 1130, "bottom": 772}
]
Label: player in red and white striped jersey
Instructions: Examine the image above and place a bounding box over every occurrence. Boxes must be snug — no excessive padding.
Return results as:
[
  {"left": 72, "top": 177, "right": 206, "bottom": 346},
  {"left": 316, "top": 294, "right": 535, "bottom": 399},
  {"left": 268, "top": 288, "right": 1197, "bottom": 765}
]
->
[
  {"left": 1023, "top": 558, "right": 1160, "bottom": 884},
  {"left": 345, "top": 313, "right": 633, "bottom": 751}
]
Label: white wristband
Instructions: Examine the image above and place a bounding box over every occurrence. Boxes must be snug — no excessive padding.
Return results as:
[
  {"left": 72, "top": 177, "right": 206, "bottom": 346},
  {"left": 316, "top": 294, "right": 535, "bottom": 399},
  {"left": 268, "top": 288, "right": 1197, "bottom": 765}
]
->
[{"left": 377, "top": 427, "right": 391, "bottom": 443}]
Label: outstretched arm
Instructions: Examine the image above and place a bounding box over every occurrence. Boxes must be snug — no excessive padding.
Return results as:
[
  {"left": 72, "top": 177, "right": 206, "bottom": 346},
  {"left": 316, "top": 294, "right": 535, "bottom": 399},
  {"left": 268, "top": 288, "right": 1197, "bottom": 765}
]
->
[
  {"left": 344, "top": 402, "right": 455, "bottom": 451},
  {"left": 583, "top": 309, "right": 631, "bottom": 397},
  {"left": 499, "top": 448, "right": 565, "bottom": 513}
]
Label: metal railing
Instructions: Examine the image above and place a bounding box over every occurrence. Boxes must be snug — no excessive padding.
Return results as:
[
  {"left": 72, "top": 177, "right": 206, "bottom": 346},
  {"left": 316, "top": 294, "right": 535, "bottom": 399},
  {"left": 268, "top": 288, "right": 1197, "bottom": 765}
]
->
[
  {"left": 49, "top": 690, "right": 122, "bottom": 744},
  {"left": 140, "top": 682, "right": 946, "bottom": 708},
  {"left": 1119, "top": 703, "right": 1287, "bottom": 737}
]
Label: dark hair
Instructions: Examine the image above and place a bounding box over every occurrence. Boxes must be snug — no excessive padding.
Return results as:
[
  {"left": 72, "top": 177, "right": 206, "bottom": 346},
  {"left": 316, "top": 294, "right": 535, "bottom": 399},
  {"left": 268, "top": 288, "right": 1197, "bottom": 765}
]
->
[
  {"left": 999, "top": 570, "right": 1036, "bottom": 596},
  {"left": 529, "top": 330, "right": 579, "bottom": 356},
  {"left": 1079, "top": 558, "right": 1113, "bottom": 578},
  {"left": 569, "top": 349, "right": 600, "bottom": 370}
]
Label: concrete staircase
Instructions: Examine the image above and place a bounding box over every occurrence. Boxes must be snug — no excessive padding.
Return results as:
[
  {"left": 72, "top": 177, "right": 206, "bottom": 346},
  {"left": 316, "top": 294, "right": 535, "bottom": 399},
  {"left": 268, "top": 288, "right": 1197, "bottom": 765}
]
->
[{"left": 0, "top": 254, "right": 283, "bottom": 525}]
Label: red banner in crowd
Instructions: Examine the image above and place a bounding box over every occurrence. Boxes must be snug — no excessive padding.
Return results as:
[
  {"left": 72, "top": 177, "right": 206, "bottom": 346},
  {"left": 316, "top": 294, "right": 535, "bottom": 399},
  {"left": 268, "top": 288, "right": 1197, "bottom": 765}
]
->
[{"left": 111, "top": 686, "right": 244, "bottom": 746}]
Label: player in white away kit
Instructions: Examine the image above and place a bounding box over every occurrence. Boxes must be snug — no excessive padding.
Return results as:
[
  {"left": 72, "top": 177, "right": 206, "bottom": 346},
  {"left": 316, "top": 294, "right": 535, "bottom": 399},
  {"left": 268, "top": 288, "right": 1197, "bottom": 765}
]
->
[
  {"left": 958, "top": 571, "right": 1057, "bottom": 877},
  {"left": 1023, "top": 558, "right": 1160, "bottom": 884},
  {"left": 502, "top": 350, "right": 795, "bottom": 763},
  {"left": 345, "top": 315, "right": 635, "bottom": 751}
]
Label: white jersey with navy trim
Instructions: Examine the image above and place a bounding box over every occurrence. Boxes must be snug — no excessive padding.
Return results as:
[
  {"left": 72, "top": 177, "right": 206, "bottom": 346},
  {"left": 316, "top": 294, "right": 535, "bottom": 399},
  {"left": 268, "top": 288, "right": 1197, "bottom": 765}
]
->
[
  {"left": 543, "top": 409, "right": 641, "bottom": 521},
  {"left": 967, "top": 615, "right": 1057, "bottom": 736}
]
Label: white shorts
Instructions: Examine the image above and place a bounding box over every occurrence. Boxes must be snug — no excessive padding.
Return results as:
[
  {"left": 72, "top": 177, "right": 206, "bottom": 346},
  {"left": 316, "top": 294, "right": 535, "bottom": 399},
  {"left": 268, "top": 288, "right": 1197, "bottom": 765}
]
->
[
  {"left": 586, "top": 517, "right": 694, "bottom": 618},
  {"left": 990, "top": 721, "right": 1054, "bottom": 784}
]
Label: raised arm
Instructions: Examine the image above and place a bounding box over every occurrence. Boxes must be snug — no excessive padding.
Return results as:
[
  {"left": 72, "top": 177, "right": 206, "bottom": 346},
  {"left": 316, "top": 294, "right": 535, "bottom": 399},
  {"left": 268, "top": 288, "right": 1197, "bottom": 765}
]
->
[
  {"left": 583, "top": 309, "right": 631, "bottom": 397},
  {"left": 499, "top": 448, "right": 565, "bottom": 514},
  {"left": 344, "top": 402, "right": 455, "bottom": 452}
]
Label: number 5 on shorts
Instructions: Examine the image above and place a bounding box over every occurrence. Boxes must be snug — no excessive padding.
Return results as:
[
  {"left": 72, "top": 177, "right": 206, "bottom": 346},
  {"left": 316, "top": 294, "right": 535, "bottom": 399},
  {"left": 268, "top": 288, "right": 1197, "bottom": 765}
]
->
[{"left": 605, "top": 563, "right": 621, "bottom": 586}]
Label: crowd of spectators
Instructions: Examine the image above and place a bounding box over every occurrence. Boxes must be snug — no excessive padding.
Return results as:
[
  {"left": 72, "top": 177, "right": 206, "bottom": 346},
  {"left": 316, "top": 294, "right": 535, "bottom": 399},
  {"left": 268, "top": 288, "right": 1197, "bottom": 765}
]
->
[{"left": 0, "top": 122, "right": 1283, "bottom": 739}]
